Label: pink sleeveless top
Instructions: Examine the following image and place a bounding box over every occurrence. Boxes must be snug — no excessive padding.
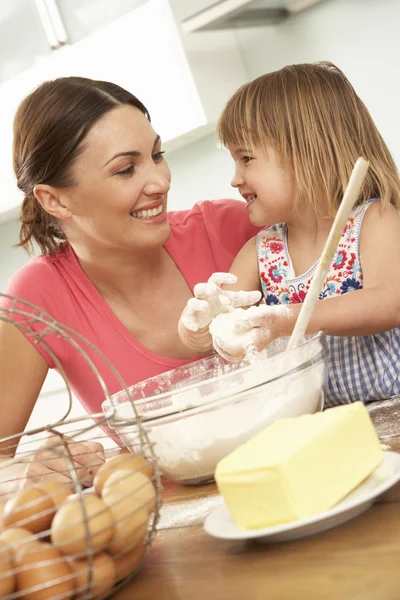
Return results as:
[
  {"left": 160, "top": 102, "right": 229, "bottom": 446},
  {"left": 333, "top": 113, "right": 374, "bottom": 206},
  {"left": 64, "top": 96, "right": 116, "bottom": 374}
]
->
[{"left": 2, "top": 200, "right": 258, "bottom": 415}]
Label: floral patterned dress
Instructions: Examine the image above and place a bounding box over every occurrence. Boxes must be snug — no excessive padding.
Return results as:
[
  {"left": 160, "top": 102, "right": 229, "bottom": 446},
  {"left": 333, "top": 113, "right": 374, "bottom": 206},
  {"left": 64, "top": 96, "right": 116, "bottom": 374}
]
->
[{"left": 256, "top": 199, "right": 400, "bottom": 406}]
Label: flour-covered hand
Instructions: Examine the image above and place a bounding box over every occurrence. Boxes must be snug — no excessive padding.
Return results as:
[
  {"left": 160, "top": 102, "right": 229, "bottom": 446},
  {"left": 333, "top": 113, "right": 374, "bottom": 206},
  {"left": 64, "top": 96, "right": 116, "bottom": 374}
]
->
[
  {"left": 180, "top": 273, "right": 261, "bottom": 332},
  {"left": 210, "top": 305, "right": 288, "bottom": 361},
  {"left": 178, "top": 273, "right": 261, "bottom": 353}
]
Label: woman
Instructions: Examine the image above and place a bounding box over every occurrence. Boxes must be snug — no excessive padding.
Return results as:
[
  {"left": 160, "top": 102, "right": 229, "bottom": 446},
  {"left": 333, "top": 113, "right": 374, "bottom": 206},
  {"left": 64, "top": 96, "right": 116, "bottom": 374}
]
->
[{"left": 0, "top": 76, "right": 259, "bottom": 488}]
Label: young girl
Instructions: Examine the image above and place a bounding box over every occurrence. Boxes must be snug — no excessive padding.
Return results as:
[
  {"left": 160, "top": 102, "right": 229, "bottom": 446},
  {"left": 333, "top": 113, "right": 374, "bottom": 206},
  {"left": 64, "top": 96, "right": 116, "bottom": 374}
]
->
[{"left": 178, "top": 61, "right": 400, "bottom": 407}]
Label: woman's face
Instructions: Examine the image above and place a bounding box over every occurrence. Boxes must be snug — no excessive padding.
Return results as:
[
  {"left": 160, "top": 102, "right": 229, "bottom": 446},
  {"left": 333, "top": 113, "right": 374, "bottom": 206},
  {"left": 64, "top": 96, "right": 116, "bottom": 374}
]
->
[{"left": 61, "top": 104, "right": 171, "bottom": 251}]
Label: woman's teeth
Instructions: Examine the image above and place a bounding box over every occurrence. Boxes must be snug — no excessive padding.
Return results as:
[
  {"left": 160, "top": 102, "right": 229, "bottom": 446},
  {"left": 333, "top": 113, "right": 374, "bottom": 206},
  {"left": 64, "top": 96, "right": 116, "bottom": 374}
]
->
[{"left": 131, "top": 205, "right": 163, "bottom": 219}]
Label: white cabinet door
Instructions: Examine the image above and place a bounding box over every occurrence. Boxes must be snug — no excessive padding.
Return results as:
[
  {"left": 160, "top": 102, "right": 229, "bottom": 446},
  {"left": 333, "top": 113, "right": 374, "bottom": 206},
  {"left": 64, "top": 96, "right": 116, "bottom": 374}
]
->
[
  {"left": 55, "top": 0, "right": 148, "bottom": 43},
  {"left": 0, "top": 0, "right": 51, "bottom": 84},
  {"left": 0, "top": 0, "right": 206, "bottom": 217}
]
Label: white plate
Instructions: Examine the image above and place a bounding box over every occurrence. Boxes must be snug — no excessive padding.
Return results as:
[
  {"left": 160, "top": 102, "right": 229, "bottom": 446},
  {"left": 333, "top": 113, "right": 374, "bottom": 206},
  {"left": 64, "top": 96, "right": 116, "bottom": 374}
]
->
[{"left": 204, "top": 451, "right": 400, "bottom": 543}]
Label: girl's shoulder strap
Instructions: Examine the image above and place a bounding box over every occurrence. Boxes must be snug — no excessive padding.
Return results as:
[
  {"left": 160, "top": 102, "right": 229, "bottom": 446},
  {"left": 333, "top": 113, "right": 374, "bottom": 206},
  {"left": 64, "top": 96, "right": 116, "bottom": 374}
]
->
[
  {"left": 337, "top": 199, "right": 379, "bottom": 266},
  {"left": 256, "top": 222, "right": 286, "bottom": 243}
]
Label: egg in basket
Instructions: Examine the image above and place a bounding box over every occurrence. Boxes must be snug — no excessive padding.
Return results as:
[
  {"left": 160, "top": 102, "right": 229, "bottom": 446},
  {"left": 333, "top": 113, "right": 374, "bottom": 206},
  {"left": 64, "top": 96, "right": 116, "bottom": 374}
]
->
[{"left": 0, "top": 294, "right": 162, "bottom": 599}]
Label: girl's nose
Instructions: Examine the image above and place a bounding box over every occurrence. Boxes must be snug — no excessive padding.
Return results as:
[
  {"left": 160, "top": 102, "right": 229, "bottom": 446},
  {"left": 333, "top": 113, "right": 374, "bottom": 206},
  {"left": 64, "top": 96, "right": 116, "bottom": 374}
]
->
[{"left": 231, "top": 168, "right": 243, "bottom": 188}]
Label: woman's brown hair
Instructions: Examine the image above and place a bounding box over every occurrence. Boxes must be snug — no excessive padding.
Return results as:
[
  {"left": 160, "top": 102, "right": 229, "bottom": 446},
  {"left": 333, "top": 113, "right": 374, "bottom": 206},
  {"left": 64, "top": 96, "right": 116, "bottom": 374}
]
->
[
  {"left": 13, "top": 77, "right": 150, "bottom": 255},
  {"left": 217, "top": 61, "right": 400, "bottom": 215}
]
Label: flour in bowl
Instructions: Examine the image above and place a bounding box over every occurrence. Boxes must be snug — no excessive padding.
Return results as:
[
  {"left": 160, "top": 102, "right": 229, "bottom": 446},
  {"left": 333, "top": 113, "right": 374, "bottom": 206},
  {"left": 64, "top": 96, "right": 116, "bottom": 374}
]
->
[{"left": 112, "top": 335, "right": 327, "bottom": 484}]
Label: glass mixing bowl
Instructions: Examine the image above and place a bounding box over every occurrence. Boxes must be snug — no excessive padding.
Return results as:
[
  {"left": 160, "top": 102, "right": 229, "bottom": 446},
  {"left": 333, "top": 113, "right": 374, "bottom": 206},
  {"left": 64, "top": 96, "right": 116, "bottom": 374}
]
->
[{"left": 103, "top": 333, "right": 327, "bottom": 484}]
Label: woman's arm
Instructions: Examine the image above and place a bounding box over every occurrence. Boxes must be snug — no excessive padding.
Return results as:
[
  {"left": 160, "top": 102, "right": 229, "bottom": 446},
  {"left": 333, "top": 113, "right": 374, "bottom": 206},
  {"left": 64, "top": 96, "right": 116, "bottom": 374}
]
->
[
  {"left": 0, "top": 322, "right": 48, "bottom": 493},
  {"left": 0, "top": 323, "right": 105, "bottom": 494},
  {"left": 0, "top": 322, "right": 49, "bottom": 453}
]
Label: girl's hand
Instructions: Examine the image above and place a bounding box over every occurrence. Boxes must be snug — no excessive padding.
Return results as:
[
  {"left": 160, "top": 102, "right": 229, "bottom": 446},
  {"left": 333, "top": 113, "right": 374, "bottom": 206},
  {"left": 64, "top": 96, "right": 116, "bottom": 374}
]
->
[
  {"left": 19, "top": 434, "right": 106, "bottom": 489},
  {"left": 210, "top": 305, "right": 290, "bottom": 361},
  {"left": 181, "top": 273, "right": 262, "bottom": 332},
  {"left": 178, "top": 273, "right": 261, "bottom": 352}
]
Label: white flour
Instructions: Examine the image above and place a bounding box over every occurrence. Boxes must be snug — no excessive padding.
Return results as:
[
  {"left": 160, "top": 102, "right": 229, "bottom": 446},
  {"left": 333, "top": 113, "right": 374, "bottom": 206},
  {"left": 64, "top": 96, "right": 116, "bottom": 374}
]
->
[
  {"left": 210, "top": 308, "right": 258, "bottom": 352},
  {"left": 209, "top": 305, "right": 291, "bottom": 360},
  {"left": 111, "top": 335, "right": 326, "bottom": 483}
]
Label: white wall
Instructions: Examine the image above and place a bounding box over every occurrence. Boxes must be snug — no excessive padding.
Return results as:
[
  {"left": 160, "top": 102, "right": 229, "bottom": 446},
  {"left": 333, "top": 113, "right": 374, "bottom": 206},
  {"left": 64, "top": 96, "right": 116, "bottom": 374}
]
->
[
  {"left": 0, "top": 215, "right": 25, "bottom": 291},
  {"left": 167, "top": 135, "right": 241, "bottom": 210},
  {"left": 237, "top": 0, "right": 400, "bottom": 164},
  {"left": 166, "top": 0, "right": 400, "bottom": 210}
]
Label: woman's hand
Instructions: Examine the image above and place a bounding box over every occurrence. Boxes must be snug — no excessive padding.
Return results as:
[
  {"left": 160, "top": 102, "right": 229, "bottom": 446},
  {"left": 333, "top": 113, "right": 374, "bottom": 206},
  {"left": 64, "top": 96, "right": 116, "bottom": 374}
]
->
[
  {"left": 178, "top": 273, "right": 261, "bottom": 352},
  {"left": 19, "top": 434, "right": 106, "bottom": 489},
  {"left": 211, "top": 304, "right": 291, "bottom": 361}
]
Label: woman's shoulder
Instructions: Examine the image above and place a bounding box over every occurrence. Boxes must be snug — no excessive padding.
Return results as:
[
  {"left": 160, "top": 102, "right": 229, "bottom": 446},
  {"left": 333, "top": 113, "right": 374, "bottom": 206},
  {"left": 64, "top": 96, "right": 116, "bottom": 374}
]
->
[
  {"left": 168, "top": 199, "right": 260, "bottom": 248},
  {"left": 2, "top": 249, "right": 67, "bottom": 313},
  {"left": 6, "top": 255, "right": 54, "bottom": 285},
  {"left": 165, "top": 199, "right": 260, "bottom": 279},
  {"left": 168, "top": 198, "right": 249, "bottom": 226}
]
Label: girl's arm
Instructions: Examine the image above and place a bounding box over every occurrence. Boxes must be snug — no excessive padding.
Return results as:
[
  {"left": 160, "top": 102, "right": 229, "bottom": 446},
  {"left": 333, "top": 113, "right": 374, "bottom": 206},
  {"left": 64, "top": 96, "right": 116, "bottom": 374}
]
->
[
  {"left": 259, "top": 202, "right": 400, "bottom": 339},
  {"left": 223, "top": 236, "right": 262, "bottom": 293},
  {"left": 178, "top": 237, "right": 262, "bottom": 351},
  {"left": 291, "top": 202, "right": 400, "bottom": 336},
  {"left": 211, "top": 202, "right": 400, "bottom": 362}
]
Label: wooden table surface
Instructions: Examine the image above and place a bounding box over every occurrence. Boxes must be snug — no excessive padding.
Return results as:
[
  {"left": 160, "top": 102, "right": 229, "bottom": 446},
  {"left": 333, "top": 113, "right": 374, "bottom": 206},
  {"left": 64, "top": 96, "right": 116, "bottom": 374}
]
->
[{"left": 115, "top": 399, "right": 400, "bottom": 600}]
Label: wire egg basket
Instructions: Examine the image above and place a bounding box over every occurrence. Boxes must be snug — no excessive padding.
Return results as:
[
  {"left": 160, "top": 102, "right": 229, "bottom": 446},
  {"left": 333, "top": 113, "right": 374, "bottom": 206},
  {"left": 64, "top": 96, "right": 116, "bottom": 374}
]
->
[{"left": 0, "top": 293, "right": 162, "bottom": 599}]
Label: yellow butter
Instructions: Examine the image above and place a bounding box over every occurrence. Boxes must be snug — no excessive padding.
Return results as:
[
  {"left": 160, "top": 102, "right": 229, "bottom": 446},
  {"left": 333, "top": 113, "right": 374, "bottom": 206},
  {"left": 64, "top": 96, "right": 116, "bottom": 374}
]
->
[{"left": 215, "top": 402, "right": 382, "bottom": 529}]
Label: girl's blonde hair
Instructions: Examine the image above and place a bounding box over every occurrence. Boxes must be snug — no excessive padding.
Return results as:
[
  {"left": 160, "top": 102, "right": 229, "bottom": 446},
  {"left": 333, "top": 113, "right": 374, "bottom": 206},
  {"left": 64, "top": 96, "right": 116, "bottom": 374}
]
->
[{"left": 217, "top": 61, "right": 400, "bottom": 215}]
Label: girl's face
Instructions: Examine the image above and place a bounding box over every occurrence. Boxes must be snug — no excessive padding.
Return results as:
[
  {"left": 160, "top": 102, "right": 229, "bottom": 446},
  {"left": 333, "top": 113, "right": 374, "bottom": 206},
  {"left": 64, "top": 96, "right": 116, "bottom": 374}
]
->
[
  {"left": 57, "top": 104, "right": 172, "bottom": 252},
  {"left": 229, "top": 143, "right": 295, "bottom": 227}
]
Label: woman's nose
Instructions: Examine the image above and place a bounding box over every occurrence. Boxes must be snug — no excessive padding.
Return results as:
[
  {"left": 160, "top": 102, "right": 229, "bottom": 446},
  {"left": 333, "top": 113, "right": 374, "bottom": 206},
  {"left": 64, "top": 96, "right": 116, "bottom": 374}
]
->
[{"left": 144, "top": 166, "right": 171, "bottom": 196}]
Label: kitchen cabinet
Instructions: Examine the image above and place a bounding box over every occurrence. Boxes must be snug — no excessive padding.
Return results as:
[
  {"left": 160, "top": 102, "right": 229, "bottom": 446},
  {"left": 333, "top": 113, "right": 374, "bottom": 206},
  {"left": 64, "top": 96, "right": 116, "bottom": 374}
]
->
[
  {"left": 0, "top": 0, "right": 250, "bottom": 218},
  {"left": 0, "top": 0, "right": 207, "bottom": 217},
  {"left": 0, "top": 0, "right": 52, "bottom": 84},
  {"left": 55, "top": 0, "right": 148, "bottom": 43}
]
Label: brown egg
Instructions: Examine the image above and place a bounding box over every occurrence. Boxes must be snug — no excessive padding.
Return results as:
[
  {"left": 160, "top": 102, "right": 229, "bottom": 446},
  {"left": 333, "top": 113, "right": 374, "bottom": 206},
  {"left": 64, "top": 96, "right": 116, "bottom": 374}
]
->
[
  {"left": 112, "top": 542, "right": 145, "bottom": 582},
  {"left": 101, "top": 472, "right": 149, "bottom": 554},
  {"left": 0, "top": 527, "right": 36, "bottom": 557},
  {"left": 35, "top": 481, "right": 72, "bottom": 510},
  {"left": 0, "top": 540, "right": 15, "bottom": 596},
  {"left": 102, "top": 469, "right": 156, "bottom": 515},
  {"left": 0, "top": 501, "right": 7, "bottom": 529},
  {"left": 51, "top": 493, "right": 115, "bottom": 556},
  {"left": 3, "top": 488, "right": 54, "bottom": 533},
  {"left": 68, "top": 552, "right": 115, "bottom": 598},
  {"left": 93, "top": 453, "right": 153, "bottom": 495},
  {"left": 105, "top": 504, "right": 147, "bottom": 556},
  {"left": 15, "top": 542, "right": 75, "bottom": 600}
]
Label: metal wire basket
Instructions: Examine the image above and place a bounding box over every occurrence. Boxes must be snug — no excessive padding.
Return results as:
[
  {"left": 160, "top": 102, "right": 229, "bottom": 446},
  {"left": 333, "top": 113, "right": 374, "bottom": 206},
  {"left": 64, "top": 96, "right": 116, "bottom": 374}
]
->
[{"left": 0, "top": 293, "right": 162, "bottom": 599}]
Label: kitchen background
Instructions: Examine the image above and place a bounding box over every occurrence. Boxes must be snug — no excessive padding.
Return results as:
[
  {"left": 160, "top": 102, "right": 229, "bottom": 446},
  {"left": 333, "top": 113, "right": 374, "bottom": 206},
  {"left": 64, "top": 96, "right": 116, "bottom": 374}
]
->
[{"left": 0, "top": 0, "right": 398, "bottom": 440}]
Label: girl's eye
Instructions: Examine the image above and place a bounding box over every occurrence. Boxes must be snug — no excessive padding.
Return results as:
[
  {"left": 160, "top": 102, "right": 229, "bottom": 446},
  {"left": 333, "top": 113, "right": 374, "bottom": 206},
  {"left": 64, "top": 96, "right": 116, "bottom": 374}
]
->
[
  {"left": 116, "top": 165, "right": 135, "bottom": 176},
  {"left": 242, "top": 156, "right": 253, "bottom": 164},
  {"left": 153, "top": 150, "right": 165, "bottom": 162}
]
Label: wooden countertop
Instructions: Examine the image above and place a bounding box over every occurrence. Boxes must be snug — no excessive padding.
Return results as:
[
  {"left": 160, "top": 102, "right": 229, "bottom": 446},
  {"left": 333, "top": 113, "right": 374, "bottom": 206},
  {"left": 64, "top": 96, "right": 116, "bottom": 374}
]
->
[{"left": 115, "top": 399, "right": 400, "bottom": 600}]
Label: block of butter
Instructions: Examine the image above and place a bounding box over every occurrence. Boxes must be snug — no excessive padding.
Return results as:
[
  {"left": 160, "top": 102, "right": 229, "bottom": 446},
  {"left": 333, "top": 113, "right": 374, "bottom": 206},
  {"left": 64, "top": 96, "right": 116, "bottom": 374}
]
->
[{"left": 215, "top": 402, "right": 382, "bottom": 529}]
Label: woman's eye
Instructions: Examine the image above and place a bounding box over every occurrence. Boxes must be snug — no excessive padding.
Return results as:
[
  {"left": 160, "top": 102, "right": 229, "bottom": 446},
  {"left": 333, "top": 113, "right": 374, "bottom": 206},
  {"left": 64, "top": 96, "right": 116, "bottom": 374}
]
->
[
  {"left": 153, "top": 150, "right": 165, "bottom": 162},
  {"left": 116, "top": 165, "right": 135, "bottom": 176}
]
